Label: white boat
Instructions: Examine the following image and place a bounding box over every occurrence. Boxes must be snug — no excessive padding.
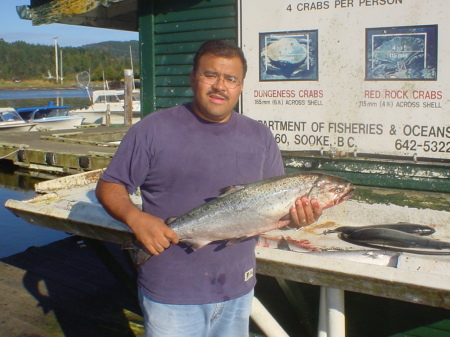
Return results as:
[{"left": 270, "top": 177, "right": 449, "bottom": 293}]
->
[
  {"left": 17, "top": 103, "right": 85, "bottom": 131},
  {"left": 0, "top": 107, "right": 36, "bottom": 132},
  {"left": 69, "top": 89, "right": 141, "bottom": 124}
]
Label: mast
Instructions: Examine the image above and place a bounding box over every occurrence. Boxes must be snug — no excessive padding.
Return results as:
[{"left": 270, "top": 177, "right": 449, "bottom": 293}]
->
[{"left": 53, "top": 37, "right": 59, "bottom": 83}]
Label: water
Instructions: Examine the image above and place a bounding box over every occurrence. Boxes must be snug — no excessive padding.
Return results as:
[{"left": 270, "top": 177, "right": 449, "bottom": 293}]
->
[
  {"left": 0, "top": 89, "right": 87, "bottom": 257},
  {"left": 0, "top": 163, "right": 70, "bottom": 258},
  {"left": 0, "top": 89, "right": 91, "bottom": 110}
]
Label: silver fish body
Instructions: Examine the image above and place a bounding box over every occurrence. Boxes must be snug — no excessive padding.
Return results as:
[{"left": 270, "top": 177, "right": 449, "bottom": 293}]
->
[
  {"left": 327, "top": 223, "right": 436, "bottom": 236},
  {"left": 169, "top": 172, "right": 354, "bottom": 249},
  {"left": 342, "top": 228, "right": 450, "bottom": 251}
]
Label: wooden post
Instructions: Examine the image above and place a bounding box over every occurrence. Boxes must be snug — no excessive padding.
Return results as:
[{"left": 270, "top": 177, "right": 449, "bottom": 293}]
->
[
  {"left": 123, "top": 69, "right": 133, "bottom": 125},
  {"left": 105, "top": 104, "right": 111, "bottom": 127}
]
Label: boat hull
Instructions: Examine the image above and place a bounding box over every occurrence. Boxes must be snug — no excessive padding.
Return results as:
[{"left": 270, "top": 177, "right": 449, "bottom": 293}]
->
[
  {"left": 0, "top": 123, "right": 36, "bottom": 132},
  {"left": 30, "top": 116, "right": 85, "bottom": 131}
]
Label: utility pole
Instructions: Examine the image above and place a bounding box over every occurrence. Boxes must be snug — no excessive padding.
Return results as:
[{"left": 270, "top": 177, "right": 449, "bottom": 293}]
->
[
  {"left": 54, "top": 37, "right": 59, "bottom": 83},
  {"left": 60, "top": 49, "right": 63, "bottom": 84}
]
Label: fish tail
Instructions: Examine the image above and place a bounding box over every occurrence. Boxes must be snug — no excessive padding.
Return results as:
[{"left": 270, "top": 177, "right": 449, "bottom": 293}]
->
[{"left": 122, "top": 239, "right": 152, "bottom": 267}]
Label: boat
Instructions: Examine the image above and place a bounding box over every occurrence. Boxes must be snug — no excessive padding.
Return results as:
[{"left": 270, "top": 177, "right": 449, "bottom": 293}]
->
[
  {"left": 0, "top": 107, "right": 36, "bottom": 132},
  {"left": 17, "top": 102, "right": 85, "bottom": 131},
  {"left": 69, "top": 89, "right": 141, "bottom": 124}
]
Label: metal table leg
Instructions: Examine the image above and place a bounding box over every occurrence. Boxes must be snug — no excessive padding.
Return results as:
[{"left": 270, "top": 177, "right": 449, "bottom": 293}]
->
[{"left": 317, "top": 287, "right": 346, "bottom": 337}]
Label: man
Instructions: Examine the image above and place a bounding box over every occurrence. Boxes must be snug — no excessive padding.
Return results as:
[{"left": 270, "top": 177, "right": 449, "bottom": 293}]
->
[{"left": 96, "top": 39, "right": 322, "bottom": 337}]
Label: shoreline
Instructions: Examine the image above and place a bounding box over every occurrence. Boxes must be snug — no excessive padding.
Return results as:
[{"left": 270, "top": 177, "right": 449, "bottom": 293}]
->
[
  {"left": 0, "top": 86, "right": 80, "bottom": 91},
  {"left": 0, "top": 82, "right": 105, "bottom": 91}
]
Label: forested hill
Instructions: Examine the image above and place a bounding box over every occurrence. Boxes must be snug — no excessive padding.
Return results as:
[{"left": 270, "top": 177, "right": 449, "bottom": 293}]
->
[
  {"left": 82, "top": 40, "right": 139, "bottom": 59},
  {"left": 0, "top": 39, "right": 140, "bottom": 82}
]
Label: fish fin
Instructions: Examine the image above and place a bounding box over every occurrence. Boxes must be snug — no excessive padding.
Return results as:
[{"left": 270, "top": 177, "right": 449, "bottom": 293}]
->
[
  {"left": 218, "top": 185, "right": 245, "bottom": 197},
  {"left": 279, "top": 214, "right": 291, "bottom": 222},
  {"left": 277, "top": 236, "right": 292, "bottom": 251},
  {"left": 181, "top": 239, "right": 210, "bottom": 252},
  {"left": 166, "top": 217, "right": 177, "bottom": 225},
  {"left": 122, "top": 239, "right": 152, "bottom": 267},
  {"left": 225, "top": 236, "right": 248, "bottom": 246}
]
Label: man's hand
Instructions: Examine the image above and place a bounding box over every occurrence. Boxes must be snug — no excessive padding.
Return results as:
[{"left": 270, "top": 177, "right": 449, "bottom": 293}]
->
[
  {"left": 95, "top": 179, "right": 179, "bottom": 256},
  {"left": 128, "top": 212, "right": 179, "bottom": 256},
  {"left": 289, "top": 196, "right": 322, "bottom": 228}
]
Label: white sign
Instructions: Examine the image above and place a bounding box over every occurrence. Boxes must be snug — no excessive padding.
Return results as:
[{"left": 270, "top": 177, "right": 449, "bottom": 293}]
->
[{"left": 239, "top": 0, "right": 449, "bottom": 160}]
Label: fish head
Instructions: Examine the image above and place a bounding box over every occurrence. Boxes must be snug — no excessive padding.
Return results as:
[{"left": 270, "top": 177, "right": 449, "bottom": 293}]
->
[{"left": 307, "top": 174, "right": 354, "bottom": 209}]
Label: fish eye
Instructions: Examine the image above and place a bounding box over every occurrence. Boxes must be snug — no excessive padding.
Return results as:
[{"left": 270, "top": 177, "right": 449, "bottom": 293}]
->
[{"left": 334, "top": 188, "right": 342, "bottom": 193}]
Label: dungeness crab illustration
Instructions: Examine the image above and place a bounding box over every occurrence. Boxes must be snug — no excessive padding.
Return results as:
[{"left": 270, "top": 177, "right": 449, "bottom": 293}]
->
[{"left": 260, "top": 35, "right": 317, "bottom": 80}]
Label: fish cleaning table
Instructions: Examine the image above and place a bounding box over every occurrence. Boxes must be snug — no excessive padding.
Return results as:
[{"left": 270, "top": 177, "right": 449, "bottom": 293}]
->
[
  {"left": 4, "top": 170, "right": 450, "bottom": 337},
  {"left": 255, "top": 195, "right": 450, "bottom": 336}
]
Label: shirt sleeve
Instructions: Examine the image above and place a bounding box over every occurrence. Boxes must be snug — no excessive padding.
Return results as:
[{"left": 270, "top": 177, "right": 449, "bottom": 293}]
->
[{"left": 100, "top": 124, "right": 151, "bottom": 194}]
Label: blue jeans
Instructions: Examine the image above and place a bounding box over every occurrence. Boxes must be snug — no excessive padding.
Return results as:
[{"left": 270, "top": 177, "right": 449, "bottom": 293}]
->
[{"left": 138, "top": 287, "right": 253, "bottom": 337}]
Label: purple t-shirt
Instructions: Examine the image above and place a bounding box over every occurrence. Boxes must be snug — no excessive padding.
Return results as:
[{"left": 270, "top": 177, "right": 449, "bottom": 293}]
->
[{"left": 101, "top": 103, "right": 284, "bottom": 304}]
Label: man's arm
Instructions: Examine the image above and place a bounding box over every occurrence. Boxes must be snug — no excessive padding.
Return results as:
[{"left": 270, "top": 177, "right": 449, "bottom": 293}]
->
[{"left": 95, "top": 179, "right": 179, "bottom": 255}]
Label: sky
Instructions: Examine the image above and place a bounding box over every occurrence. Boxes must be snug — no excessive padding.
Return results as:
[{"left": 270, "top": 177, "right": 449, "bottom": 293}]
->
[{"left": 2, "top": 0, "right": 138, "bottom": 47}]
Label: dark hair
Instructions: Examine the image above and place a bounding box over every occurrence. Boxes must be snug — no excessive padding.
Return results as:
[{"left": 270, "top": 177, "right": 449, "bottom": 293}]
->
[{"left": 193, "top": 39, "right": 247, "bottom": 78}]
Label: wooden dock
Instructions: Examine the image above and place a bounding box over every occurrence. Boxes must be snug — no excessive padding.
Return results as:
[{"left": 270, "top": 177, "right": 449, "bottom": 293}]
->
[
  {"left": 0, "top": 236, "right": 144, "bottom": 337},
  {"left": 0, "top": 125, "right": 131, "bottom": 174}
]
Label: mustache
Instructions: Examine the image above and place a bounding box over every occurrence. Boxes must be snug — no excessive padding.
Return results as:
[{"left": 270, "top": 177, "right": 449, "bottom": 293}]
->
[{"left": 207, "top": 90, "right": 229, "bottom": 100}]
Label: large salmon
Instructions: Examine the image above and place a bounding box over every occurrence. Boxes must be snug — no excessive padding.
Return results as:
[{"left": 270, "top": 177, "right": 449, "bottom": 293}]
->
[{"left": 125, "top": 172, "right": 354, "bottom": 265}]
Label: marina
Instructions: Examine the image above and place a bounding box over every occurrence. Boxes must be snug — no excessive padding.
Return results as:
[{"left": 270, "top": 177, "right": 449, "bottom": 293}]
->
[{"left": 2, "top": 0, "right": 450, "bottom": 335}]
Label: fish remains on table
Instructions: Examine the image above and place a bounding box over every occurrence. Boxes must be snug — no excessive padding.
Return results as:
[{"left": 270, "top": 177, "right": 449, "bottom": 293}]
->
[
  {"left": 340, "top": 228, "right": 450, "bottom": 254},
  {"left": 124, "top": 172, "right": 354, "bottom": 266},
  {"left": 326, "top": 223, "right": 436, "bottom": 236}
]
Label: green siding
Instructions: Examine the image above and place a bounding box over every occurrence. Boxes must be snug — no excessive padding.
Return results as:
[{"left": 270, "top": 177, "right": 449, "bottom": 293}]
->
[
  {"left": 138, "top": 1, "right": 156, "bottom": 113},
  {"left": 139, "top": 0, "right": 237, "bottom": 113}
]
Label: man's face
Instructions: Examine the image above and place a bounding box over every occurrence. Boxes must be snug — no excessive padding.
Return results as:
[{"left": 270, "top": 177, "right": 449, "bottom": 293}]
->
[{"left": 190, "top": 53, "right": 244, "bottom": 123}]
